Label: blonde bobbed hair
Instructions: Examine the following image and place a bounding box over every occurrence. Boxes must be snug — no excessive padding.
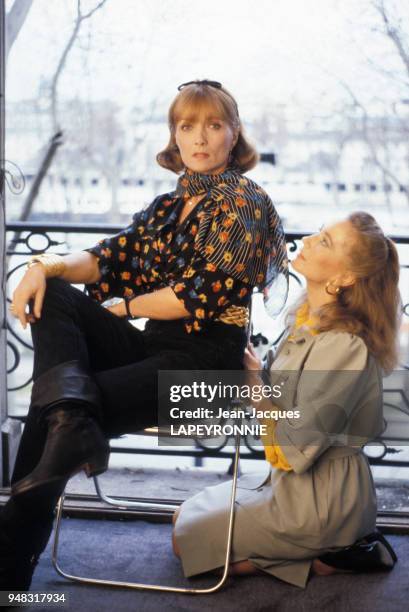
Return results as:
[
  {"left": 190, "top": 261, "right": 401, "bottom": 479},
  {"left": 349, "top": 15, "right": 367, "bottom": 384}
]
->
[{"left": 156, "top": 81, "right": 259, "bottom": 174}]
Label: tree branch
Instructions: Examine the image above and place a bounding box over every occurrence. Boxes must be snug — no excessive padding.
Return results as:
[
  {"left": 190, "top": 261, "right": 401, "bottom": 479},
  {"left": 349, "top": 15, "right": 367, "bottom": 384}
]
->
[
  {"left": 5, "top": 0, "right": 33, "bottom": 60},
  {"left": 80, "top": 0, "right": 108, "bottom": 20},
  {"left": 373, "top": 0, "right": 409, "bottom": 81},
  {"left": 50, "top": 0, "right": 109, "bottom": 132},
  {"left": 340, "top": 80, "right": 409, "bottom": 205}
]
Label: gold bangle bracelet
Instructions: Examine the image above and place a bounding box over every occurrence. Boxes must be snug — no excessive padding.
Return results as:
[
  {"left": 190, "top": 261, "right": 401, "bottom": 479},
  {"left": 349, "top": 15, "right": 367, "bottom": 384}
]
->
[{"left": 27, "top": 253, "right": 67, "bottom": 279}]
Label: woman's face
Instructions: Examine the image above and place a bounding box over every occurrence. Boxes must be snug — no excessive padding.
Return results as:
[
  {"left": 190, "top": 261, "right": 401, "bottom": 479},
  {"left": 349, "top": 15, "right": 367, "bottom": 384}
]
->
[
  {"left": 174, "top": 106, "right": 238, "bottom": 175},
  {"left": 292, "top": 220, "right": 356, "bottom": 288}
]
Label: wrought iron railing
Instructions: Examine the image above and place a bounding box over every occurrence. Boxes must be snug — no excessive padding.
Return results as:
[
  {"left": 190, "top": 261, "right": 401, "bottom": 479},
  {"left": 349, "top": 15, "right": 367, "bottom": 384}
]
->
[{"left": 5, "top": 221, "right": 409, "bottom": 468}]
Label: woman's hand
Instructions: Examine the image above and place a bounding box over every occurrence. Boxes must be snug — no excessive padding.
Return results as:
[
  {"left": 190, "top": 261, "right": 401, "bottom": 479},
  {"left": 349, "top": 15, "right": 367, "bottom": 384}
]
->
[
  {"left": 104, "top": 300, "right": 127, "bottom": 317},
  {"left": 243, "top": 343, "right": 262, "bottom": 371},
  {"left": 10, "top": 265, "right": 47, "bottom": 329}
]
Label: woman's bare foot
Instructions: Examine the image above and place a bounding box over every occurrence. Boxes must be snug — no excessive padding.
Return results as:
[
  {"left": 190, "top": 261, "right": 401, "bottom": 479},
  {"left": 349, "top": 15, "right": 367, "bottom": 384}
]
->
[
  {"left": 228, "top": 560, "right": 262, "bottom": 575},
  {"left": 213, "top": 560, "right": 262, "bottom": 576},
  {"left": 312, "top": 558, "right": 353, "bottom": 576}
]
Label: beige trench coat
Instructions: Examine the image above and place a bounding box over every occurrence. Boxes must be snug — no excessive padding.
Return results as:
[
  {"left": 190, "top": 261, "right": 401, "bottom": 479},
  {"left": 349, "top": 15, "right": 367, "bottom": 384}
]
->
[{"left": 174, "top": 328, "right": 384, "bottom": 588}]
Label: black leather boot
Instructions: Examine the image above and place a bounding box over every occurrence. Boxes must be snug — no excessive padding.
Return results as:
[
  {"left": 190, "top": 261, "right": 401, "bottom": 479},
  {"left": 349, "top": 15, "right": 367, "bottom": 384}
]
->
[
  {"left": 0, "top": 551, "right": 39, "bottom": 591},
  {"left": 318, "top": 530, "right": 397, "bottom": 572},
  {"left": 11, "top": 406, "right": 109, "bottom": 498},
  {"left": 0, "top": 499, "right": 54, "bottom": 591},
  {"left": 11, "top": 360, "right": 110, "bottom": 499}
]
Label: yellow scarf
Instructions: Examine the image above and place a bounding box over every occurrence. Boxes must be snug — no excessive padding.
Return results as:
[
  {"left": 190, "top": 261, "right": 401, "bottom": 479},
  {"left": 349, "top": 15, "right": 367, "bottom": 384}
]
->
[
  {"left": 290, "top": 302, "right": 319, "bottom": 337},
  {"left": 261, "top": 303, "right": 318, "bottom": 471}
]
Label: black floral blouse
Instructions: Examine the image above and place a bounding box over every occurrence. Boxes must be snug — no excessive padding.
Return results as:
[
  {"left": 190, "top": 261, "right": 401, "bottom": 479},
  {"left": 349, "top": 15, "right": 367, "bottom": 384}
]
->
[{"left": 84, "top": 194, "right": 252, "bottom": 334}]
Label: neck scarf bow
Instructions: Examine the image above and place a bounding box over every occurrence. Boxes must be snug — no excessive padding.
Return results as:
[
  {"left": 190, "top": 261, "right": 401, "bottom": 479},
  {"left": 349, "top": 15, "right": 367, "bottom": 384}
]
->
[{"left": 174, "top": 165, "right": 288, "bottom": 317}]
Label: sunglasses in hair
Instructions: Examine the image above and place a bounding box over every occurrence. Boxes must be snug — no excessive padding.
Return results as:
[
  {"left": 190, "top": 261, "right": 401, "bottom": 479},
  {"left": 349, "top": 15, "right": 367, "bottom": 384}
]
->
[{"left": 177, "top": 79, "right": 222, "bottom": 91}]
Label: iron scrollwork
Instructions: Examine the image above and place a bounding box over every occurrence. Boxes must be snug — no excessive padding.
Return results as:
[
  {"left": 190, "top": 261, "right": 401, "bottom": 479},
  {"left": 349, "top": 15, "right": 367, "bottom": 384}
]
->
[{"left": 5, "top": 224, "right": 409, "bottom": 467}]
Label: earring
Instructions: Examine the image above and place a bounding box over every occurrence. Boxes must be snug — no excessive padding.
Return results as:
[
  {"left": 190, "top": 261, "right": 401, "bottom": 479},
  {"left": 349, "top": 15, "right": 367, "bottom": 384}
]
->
[{"left": 325, "top": 281, "right": 341, "bottom": 296}]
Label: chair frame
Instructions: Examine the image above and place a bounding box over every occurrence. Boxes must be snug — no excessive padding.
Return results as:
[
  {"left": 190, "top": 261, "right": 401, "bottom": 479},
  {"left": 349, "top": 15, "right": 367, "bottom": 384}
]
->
[{"left": 51, "top": 431, "right": 242, "bottom": 594}]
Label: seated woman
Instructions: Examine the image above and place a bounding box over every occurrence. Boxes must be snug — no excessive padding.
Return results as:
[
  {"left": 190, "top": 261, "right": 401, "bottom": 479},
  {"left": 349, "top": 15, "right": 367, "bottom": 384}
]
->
[
  {"left": 4, "top": 80, "right": 288, "bottom": 591},
  {"left": 172, "top": 212, "right": 400, "bottom": 588}
]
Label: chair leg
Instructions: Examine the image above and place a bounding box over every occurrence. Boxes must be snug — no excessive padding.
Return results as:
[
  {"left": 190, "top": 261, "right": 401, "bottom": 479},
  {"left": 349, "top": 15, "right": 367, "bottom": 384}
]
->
[
  {"left": 92, "top": 475, "right": 179, "bottom": 513},
  {"left": 51, "top": 432, "right": 242, "bottom": 594}
]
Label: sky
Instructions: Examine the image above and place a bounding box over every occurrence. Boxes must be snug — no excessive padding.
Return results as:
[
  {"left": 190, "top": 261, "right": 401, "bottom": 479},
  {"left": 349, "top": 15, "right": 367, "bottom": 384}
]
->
[{"left": 5, "top": 0, "right": 409, "bottom": 122}]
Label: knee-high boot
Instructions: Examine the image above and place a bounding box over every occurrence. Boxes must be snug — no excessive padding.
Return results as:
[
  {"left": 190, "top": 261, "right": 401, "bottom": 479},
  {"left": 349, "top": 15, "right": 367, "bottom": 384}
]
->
[
  {"left": 0, "top": 495, "right": 57, "bottom": 591},
  {"left": 11, "top": 360, "right": 110, "bottom": 498}
]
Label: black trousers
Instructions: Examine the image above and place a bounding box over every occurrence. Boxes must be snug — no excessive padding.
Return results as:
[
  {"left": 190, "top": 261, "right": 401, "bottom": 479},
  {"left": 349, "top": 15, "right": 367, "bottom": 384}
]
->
[{"left": 5, "top": 278, "right": 246, "bottom": 569}]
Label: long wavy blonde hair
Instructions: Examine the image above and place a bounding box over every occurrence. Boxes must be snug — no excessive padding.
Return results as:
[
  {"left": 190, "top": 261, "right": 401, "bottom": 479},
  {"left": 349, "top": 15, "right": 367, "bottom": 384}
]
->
[{"left": 294, "top": 212, "right": 401, "bottom": 372}]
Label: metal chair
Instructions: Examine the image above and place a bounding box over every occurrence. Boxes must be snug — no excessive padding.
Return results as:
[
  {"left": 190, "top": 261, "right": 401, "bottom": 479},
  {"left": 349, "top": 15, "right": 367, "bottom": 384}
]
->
[
  {"left": 52, "top": 301, "right": 255, "bottom": 593},
  {"left": 51, "top": 429, "right": 242, "bottom": 594}
]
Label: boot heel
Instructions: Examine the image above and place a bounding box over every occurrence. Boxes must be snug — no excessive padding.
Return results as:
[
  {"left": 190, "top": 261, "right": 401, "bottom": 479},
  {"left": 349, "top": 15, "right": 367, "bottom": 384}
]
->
[{"left": 84, "top": 450, "right": 110, "bottom": 477}]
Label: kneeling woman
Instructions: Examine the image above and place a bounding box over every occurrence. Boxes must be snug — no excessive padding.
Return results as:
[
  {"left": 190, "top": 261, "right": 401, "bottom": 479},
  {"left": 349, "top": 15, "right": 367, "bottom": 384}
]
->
[{"left": 172, "top": 212, "right": 400, "bottom": 588}]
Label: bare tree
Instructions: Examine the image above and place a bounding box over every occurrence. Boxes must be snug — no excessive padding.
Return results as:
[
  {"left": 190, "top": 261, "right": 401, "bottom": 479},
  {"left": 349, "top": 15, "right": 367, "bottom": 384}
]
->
[
  {"left": 373, "top": 0, "right": 409, "bottom": 81},
  {"left": 50, "top": 0, "right": 108, "bottom": 133},
  {"left": 6, "top": 0, "right": 109, "bottom": 248},
  {"left": 5, "top": 0, "right": 33, "bottom": 61},
  {"left": 61, "top": 99, "right": 126, "bottom": 220},
  {"left": 339, "top": 79, "right": 409, "bottom": 206},
  {"left": 331, "top": 1, "right": 409, "bottom": 207}
]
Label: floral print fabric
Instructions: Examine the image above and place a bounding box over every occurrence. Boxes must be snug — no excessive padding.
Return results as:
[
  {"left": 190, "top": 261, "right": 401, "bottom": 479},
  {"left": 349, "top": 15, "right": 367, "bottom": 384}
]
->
[
  {"left": 84, "top": 194, "right": 251, "bottom": 333},
  {"left": 84, "top": 167, "right": 288, "bottom": 334}
]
